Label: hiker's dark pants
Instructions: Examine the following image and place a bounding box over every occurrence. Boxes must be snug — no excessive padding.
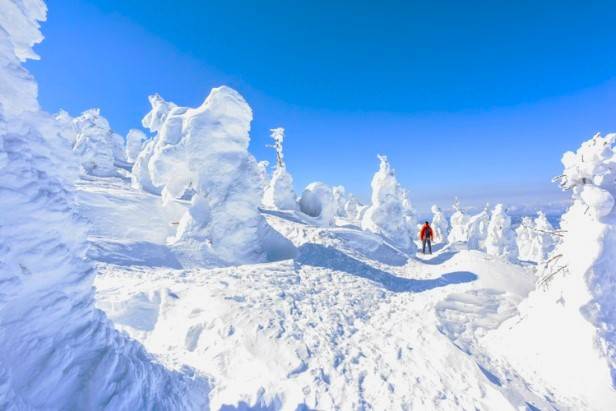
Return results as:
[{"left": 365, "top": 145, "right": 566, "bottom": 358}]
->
[{"left": 422, "top": 238, "right": 432, "bottom": 254}]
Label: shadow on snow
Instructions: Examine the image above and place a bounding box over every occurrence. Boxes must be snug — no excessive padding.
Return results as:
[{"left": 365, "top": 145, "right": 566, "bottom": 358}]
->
[{"left": 295, "top": 243, "right": 477, "bottom": 293}]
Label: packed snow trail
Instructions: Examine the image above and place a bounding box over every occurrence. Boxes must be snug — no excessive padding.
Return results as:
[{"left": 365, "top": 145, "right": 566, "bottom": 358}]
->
[{"left": 77, "top": 176, "right": 566, "bottom": 410}]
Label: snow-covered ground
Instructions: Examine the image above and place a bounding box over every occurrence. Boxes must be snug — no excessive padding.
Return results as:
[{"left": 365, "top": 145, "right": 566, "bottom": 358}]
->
[{"left": 78, "top": 174, "right": 558, "bottom": 410}]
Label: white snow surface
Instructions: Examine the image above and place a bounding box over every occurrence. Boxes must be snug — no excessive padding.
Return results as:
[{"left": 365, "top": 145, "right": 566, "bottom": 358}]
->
[{"left": 361, "top": 155, "right": 416, "bottom": 253}]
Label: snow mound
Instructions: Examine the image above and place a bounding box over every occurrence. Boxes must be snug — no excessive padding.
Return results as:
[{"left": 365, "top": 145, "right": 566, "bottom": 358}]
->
[
  {"left": 0, "top": 2, "right": 207, "bottom": 408},
  {"left": 299, "top": 181, "right": 336, "bottom": 225},
  {"left": 361, "top": 155, "right": 415, "bottom": 253}
]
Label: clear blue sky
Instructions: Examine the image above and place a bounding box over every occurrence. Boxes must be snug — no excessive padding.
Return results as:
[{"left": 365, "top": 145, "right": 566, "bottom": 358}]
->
[{"left": 29, "top": 0, "right": 616, "bottom": 211}]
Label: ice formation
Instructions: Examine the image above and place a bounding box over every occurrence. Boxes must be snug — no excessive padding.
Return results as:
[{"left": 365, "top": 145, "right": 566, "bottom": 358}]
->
[
  {"left": 72, "top": 108, "right": 117, "bottom": 176},
  {"left": 447, "top": 199, "right": 469, "bottom": 243},
  {"left": 125, "top": 128, "right": 146, "bottom": 163},
  {"left": 299, "top": 182, "right": 336, "bottom": 226},
  {"left": 0, "top": 2, "right": 207, "bottom": 408},
  {"left": 485, "top": 133, "right": 616, "bottom": 409},
  {"left": 262, "top": 128, "right": 297, "bottom": 210},
  {"left": 332, "top": 185, "right": 349, "bottom": 217},
  {"left": 361, "top": 155, "right": 415, "bottom": 252},
  {"left": 344, "top": 194, "right": 362, "bottom": 221},
  {"left": 430, "top": 205, "right": 449, "bottom": 244},
  {"left": 466, "top": 205, "right": 490, "bottom": 251},
  {"left": 140, "top": 87, "right": 270, "bottom": 265},
  {"left": 401, "top": 188, "right": 418, "bottom": 238},
  {"left": 485, "top": 204, "right": 517, "bottom": 260},
  {"left": 516, "top": 211, "right": 557, "bottom": 263}
]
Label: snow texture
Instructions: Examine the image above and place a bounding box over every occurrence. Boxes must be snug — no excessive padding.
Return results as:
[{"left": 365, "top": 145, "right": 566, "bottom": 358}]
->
[
  {"left": 140, "top": 87, "right": 271, "bottom": 266},
  {"left": 262, "top": 127, "right": 297, "bottom": 210},
  {"left": 448, "top": 198, "right": 470, "bottom": 243},
  {"left": 0, "top": 2, "right": 207, "bottom": 408},
  {"left": 299, "top": 181, "right": 336, "bottom": 226},
  {"left": 361, "top": 155, "right": 416, "bottom": 253},
  {"left": 466, "top": 205, "right": 491, "bottom": 251},
  {"left": 431, "top": 205, "right": 449, "bottom": 244},
  {"left": 126, "top": 128, "right": 146, "bottom": 163},
  {"left": 72, "top": 108, "right": 117, "bottom": 176},
  {"left": 485, "top": 204, "right": 518, "bottom": 260}
]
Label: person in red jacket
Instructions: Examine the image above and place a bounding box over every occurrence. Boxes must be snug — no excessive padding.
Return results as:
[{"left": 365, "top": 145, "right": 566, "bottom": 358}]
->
[{"left": 419, "top": 221, "right": 434, "bottom": 254}]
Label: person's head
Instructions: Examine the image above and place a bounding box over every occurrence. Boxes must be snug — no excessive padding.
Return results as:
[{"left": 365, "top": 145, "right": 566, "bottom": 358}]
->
[{"left": 424, "top": 221, "right": 429, "bottom": 225}]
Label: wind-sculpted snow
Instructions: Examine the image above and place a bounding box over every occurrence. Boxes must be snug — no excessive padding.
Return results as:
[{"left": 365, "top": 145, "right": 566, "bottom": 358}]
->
[
  {"left": 484, "top": 133, "right": 616, "bottom": 410},
  {"left": 0, "top": 2, "right": 207, "bottom": 408},
  {"left": 125, "top": 128, "right": 146, "bottom": 163},
  {"left": 361, "top": 155, "right": 416, "bottom": 253},
  {"left": 72, "top": 108, "right": 118, "bottom": 176},
  {"left": 299, "top": 181, "right": 336, "bottom": 225},
  {"left": 431, "top": 205, "right": 449, "bottom": 244},
  {"left": 485, "top": 204, "right": 517, "bottom": 260},
  {"left": 138, "top": 87, "right": 273, "bottom": 266},
  {"left": 262, "top": 127, "right": 297, "bottom": 210}
]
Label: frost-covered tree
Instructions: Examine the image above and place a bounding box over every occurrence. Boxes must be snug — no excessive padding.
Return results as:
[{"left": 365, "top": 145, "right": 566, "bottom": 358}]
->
[
  {"left": 485, "top": 204, "right": 517, "bottom": 260},
  {"left": 361, "top": 155, "right": 415, "bottom": 252},
  {"left": 299, "top": 182, "right": 337, "bottom": 226},
  {"left": 332, "top": 185, "right": 349, "bottom": 217},
  {"left": 0, "top": 2, "right": 206, "bottom": 408},
  {"left": 466, "top": 204, "right": 490, "bottom": 250},
  {"left": 401, "top": 188, "right": 418, "bottom": 237},
  {"left": 344, "top": 195, "right": 362, "bottom": 221},
  {"left": 125, "top": 128, "right": 146, "bottom": 162},
  {"left": 485, "top": 133, "right": 616, "bottom": 408},
  {"left": 448, "top": 198, "right": 469, "bottom": 243},
  {"left": 72, "top": 108, "right": 117, "bottom": 176},
  {"left": 529, "top": 211, "right": 556, "bottom": 262},
  {"left": 262, "top": 127, "right": 297, "bottom": 210},
  {"left": 140, "top": 87, "right": 271, "bottom": 265},
  {"left": 515, "top": 216, "right": 535, "bottom": 261},
  {"left": 431, "top": 205, "right": 449, "bottom": 244}
]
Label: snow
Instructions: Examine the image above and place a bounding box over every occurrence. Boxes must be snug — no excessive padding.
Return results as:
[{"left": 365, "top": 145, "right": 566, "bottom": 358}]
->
[
  {"left": 72, "top": 108, "right": 118, "bottom": 176},
  {"left": 448, "top": 198, "right": 470, "bottom": 243},
  {"left": 431, "top": 204, "right": 449, "bottom": 243},
  {"left": 361, "top": 155, "right": 416, "bottom": 253},
  {"left": 466, "top": 205, "right": 490, "bottom": 251},
  {"left": 298, "top": 181, "right": 337, "bottom": 225},
  {"left": 3, "top": 0, "right": 616, "bottom": 409},
  {"left": 126, "top": 128, "right": 146, "bottom": 162},
  {"left": 0, "top": 2, "right": 207, "bottom": 408},
  {"left": 262, "top": 127, "right": 297, "bottom": 210}
]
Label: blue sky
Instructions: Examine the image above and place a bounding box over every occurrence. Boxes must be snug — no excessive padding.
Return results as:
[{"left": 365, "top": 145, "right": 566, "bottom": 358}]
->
[{"left": 29, "top": 1, "right": 616, "bottom": 211}]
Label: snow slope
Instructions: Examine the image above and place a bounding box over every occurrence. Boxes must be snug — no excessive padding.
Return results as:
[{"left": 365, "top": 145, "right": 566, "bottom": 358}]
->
[{"left": 72, "top": 174, "right": 577, "bottom": 410}]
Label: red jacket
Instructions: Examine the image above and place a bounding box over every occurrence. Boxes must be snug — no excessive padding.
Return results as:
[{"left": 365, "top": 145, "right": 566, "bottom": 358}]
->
[{"left": 420, "top": 224, "right": 433, "bottom": 240}]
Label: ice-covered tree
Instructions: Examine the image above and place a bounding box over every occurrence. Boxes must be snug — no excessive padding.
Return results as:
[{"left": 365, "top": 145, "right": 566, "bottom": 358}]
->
[
  {"left": 431, "top": 205, "right": 449, "bottom": 244},
  {"left": 344, "top": 195, "right": 362, "bottom": 221},
  {"left": 299, "top": 182, "right": 337, "bottom": 226},
  {"left": 72, "top": 108, "right": 117, "bottom": 176},
  {"left": 529, "top": 211, "right": 557, "bottom": 262},
  {"left": 262, "top": 127, "right": 297, "bottom": 210},
  {"left": 485, "top": 204, "right": 517, "bottom": 260},
  {"left": 0, "top": 2, "right": 206, "bottom": 408},
  {"left": 125, "top": 128, "right": 146, "bottom": 163},
  {"left": 361, "top": 155, "right": 415, "bottom": 252},
  {"left": 515, "top": 216, "right": 535, "bottom": 261},
  {"left": 401, "top": 188, "right": 418, "bottom": 237},
  {"left": 485, "top": 133, "right": 616, "bottom": 408},
  {"left": 332, "top": 185, "right": 349, "bottom": 217},
  {"left": 466, "top": 204, "right": 491, "bottom": 250},
  {"left": 140, "top": 87, "right": 271, "bottom": 265},
  {"left": 447, "top": 198, "right": 469, "bottom": 243}
]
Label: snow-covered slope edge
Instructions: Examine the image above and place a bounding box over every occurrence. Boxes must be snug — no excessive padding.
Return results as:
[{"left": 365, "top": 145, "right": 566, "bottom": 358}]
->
[
  {"left": 0, "top": 2, "right": 207, "bottom": 409},
  {"left": 484, "top": 133, "right": 616, "bottom": 410}
]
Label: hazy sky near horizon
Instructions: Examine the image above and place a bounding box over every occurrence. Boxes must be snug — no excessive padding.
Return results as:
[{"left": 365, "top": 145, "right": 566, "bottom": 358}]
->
[{"left": 29, "top": 1, "right": 616, "bottom": 211}]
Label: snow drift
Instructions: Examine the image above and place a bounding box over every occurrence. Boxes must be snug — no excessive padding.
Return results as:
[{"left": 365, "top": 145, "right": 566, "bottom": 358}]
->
[{"left": 0, "top": 2, "right": 207, "bottom": 408}]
